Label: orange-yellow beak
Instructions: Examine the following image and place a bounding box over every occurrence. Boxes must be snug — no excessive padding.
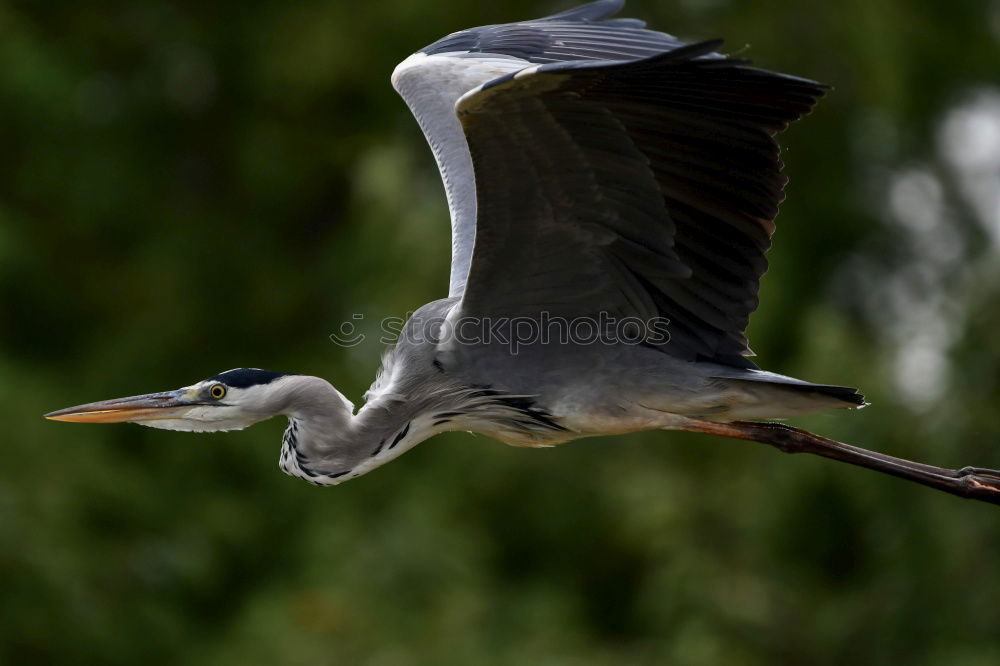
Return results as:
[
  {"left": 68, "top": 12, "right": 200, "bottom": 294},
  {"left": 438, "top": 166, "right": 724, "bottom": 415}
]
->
[{"left": 44, "top": 390, "right": 195, "bottom": 424}]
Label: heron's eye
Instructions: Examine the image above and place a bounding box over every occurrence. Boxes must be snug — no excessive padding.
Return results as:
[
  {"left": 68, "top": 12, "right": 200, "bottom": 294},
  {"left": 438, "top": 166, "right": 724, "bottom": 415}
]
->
[{"left": 209, "top": 384, "right": 227, "bottom": 400}]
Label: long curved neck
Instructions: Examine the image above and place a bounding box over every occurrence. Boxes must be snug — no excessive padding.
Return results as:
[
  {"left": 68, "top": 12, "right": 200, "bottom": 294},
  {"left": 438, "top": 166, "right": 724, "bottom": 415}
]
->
[{"left": 274, "top": 376, "right": 430, "bottom": 486}]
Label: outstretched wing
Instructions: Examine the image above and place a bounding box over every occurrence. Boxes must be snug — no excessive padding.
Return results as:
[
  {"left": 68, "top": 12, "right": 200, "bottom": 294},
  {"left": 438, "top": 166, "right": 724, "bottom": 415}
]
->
[
  {"left": 393, "top": 0, "right": 825, "bottom": 366},
  {"left": 392, "top": 0, "right": 696, "bottom": 298}
]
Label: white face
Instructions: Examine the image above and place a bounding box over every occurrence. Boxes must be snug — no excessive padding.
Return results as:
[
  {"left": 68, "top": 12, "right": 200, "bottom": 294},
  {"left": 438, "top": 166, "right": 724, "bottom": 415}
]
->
[
  {"left": 45, "top": 370, "right": 292, "bottom": 432},
  {"left": 138, "top": 380, "right": 281, "bottom": 432}
]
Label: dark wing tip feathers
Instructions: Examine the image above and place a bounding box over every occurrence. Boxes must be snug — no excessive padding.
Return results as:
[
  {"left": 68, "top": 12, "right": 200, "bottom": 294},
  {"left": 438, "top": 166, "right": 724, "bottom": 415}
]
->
[
  {"left": 530, "top": 38, "right": 826, "bottom": 95},
  {"left": 497, "top": 40, "right": 827, "bottom": 134}
]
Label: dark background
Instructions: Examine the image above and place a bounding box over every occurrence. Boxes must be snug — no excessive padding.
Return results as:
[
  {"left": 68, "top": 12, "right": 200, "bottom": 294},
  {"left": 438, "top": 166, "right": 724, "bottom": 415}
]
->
[{"left": 3, "top": 1, "right": 1000, "bottom": 663}]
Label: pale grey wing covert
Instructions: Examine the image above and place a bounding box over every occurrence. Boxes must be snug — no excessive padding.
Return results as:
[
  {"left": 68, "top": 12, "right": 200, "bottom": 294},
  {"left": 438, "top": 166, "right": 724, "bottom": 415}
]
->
[{"left": 452, "top": 43, "right": 827, "bottom": 368}]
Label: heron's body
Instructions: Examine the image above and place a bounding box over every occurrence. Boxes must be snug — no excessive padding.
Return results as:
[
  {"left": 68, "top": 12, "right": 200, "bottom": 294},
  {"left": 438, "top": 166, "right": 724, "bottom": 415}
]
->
[
  {"left": 47, "top": 1, "right": 867, "bottom": 487},
  {"left": 270, "top": 294, "right": 860, "bottom": 485}
]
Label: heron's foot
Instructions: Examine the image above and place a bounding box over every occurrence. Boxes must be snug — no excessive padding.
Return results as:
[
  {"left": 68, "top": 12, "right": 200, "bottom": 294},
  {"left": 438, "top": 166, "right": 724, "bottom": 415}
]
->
[{"left": 955, "top": 467, "right": 1000, "bottom": 503}]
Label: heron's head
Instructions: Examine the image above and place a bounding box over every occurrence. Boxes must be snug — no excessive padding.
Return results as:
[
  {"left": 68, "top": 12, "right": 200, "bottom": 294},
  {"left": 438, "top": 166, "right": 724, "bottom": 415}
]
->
[{"left": 45, "top": 368, "right": 304, "bottom": 432}]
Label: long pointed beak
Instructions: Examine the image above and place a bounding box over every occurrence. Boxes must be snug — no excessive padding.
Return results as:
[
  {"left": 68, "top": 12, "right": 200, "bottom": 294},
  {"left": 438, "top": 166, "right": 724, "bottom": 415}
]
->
[{"left": 44, "top": 389, "right": 195, "bottom": 424}]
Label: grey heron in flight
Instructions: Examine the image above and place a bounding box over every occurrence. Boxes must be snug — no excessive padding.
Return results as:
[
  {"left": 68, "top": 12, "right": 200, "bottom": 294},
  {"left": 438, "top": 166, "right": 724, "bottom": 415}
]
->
[{"left": 47, "top": 0, "right": 1000, "bottom": 505}]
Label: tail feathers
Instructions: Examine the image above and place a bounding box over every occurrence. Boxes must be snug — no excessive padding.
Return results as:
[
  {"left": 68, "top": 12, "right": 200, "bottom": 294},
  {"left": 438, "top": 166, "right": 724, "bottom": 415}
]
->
[
  {"left": 709, "top": 367, "right": 867, "bottom": 409},
  {"left": 780, "top": 381, "right": 866, "bottom": 407}
]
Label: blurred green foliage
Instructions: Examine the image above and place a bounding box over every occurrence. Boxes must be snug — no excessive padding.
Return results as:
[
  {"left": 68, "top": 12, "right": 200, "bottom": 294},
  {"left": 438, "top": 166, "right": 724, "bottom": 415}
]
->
[{"left": 3, "top": 1, "right": 1000, "bottom": 664}]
